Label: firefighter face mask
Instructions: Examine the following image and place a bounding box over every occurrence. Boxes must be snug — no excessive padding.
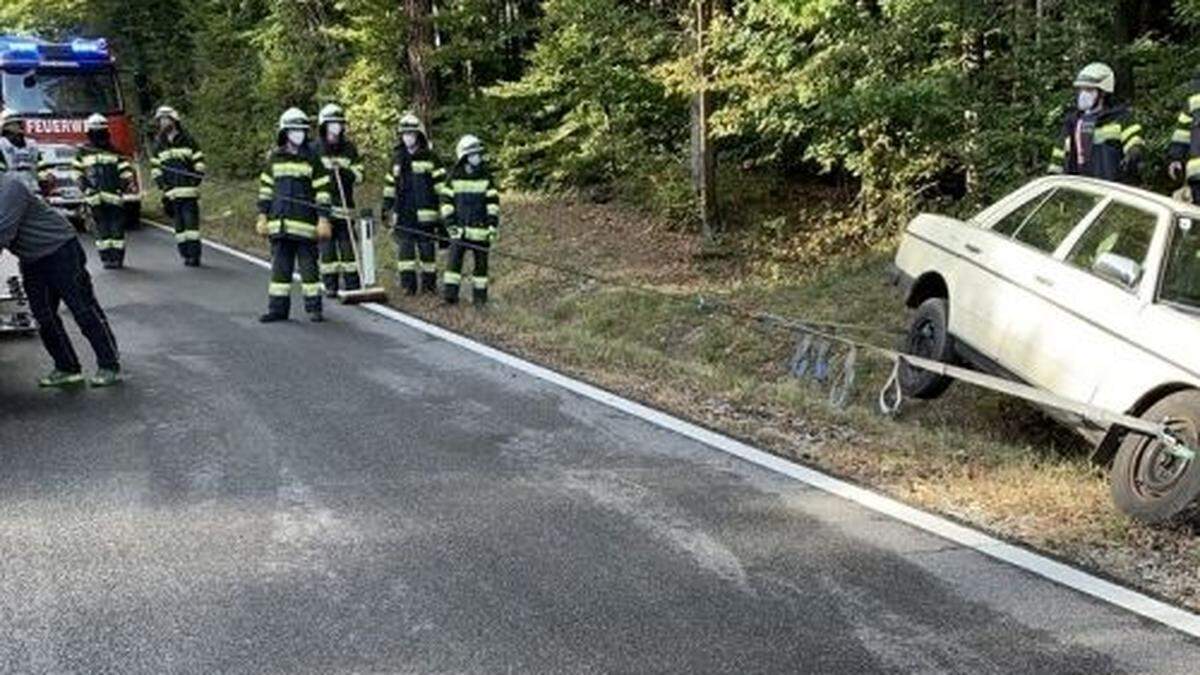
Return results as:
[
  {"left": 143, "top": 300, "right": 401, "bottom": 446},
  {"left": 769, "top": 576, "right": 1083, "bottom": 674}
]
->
[
  {"left": 1077, "top": 88, "right": 1099, "bottom": 112},
  {"left": 286, "top": 129, "right": 307, "bottom": 147},
  {"left": 326, "top": 122, "right": 344, "bottom": 139},
  {"left": 402, "top": 132, "right": 419, "bottom": 150},
  {"left": 467, "top": 153, "right": 483, "bottom": 167}
]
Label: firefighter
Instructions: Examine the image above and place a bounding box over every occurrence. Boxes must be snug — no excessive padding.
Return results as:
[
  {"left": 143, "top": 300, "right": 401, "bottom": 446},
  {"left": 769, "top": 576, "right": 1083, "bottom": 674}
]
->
[
  {"left": 255, "top": 108, "right": 333, "bottom": 323},
  {"left": 1168, "top": 71, "right": 1200, "bottom": 201},
  {"left": 440, "top": 135, "right": 499, "bottom": 307},
  {"left": 315, "top": 103, "right": 363, "bottom": 296},
  {"left": 0, "top": 108, "right": 42, "bottom": 193},
  {"left": 382, "top": 112, "right": 443, "bottom": 295},
  {"left": 1048, "top": 62, "right": 1145, "bottom": 184},
  {"left": 150, "top": 106, "right": 206, "bottom": 267},
  {"left": 74, "top": 113, "right": 135, "bottom": 269}
]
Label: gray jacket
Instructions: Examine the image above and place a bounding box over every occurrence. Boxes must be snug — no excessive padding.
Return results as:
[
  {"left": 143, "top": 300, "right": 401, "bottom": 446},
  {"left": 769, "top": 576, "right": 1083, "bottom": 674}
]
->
[{"left": 0, "top": 173, "right": 76, "bottom": 262}]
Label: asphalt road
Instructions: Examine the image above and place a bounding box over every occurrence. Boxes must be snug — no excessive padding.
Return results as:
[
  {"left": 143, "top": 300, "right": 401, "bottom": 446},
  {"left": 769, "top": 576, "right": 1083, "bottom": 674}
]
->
[{"left": 2, "top": 228, "right": 1199, "bottom": 674}]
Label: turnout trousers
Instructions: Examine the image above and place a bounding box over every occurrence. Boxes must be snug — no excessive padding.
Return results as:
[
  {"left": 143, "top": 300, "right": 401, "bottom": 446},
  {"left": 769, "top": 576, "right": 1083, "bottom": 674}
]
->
[
  {"left": 443, "top": 238, "right": 490, "bottom": 305},
  {"left": 319, "top": 217, "right": 360, "bottom": 293},
  {"left": 393, "top": 224, "right": 437, "bottom": 294},
  {"left": 172, "top": 198, "right": 202, "bottom": 263},
  {"left": 267, "top": 236, "right": 323, "bottom": 318},
  {"left": 92, "top": 203, "right": 126, "bottom": 267},
  {"left": 19, "top": 238, "right": 120, "bottom": 373}
]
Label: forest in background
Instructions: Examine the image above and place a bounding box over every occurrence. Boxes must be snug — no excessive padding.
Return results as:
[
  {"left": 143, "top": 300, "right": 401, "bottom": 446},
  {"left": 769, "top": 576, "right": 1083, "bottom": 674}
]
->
[{"left": 5, "top": 1, "right": 1200, "bottom": 250}]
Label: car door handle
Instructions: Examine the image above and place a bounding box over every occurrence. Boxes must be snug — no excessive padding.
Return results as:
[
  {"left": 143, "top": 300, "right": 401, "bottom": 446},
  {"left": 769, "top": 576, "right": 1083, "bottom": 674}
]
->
[
  {"left": 1034, "top": 274, "right": 1055, "bottom": 287},
  {"left": 964, "top": 243, "right": 983, "bottom": 255}
]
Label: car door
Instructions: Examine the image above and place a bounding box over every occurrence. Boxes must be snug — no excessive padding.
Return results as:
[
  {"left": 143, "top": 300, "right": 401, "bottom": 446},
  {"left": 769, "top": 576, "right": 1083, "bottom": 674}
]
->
[
  {"left": 953, "top": 185, "right": 1105, "bottom": 370},
  {"left": 1000, "top": 195, "right": 1164, "bottom": 404}
]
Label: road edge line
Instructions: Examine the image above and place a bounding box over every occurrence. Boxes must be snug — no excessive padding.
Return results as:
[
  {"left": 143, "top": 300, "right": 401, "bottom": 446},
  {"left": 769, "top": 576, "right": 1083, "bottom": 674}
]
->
[{"left": 155, "top": 219, "right": 1200, "bottom": 639}]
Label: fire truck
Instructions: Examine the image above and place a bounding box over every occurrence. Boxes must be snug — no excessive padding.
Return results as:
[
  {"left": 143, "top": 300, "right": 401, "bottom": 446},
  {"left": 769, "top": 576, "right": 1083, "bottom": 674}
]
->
[{"left": 0, "top": 35, "right": 143, "bottom": 229}]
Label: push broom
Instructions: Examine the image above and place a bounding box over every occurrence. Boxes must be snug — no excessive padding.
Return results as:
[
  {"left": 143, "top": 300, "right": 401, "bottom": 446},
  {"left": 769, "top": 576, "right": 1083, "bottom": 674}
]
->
[{"left": 331, "top": 166, "right": 388, "bottom": 305}]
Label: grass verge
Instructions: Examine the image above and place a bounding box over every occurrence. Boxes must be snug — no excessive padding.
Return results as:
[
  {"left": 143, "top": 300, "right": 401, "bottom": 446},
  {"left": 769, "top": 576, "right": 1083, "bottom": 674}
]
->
[{"left": 146, "top": 179, "right": 1200, "bottom": 611}]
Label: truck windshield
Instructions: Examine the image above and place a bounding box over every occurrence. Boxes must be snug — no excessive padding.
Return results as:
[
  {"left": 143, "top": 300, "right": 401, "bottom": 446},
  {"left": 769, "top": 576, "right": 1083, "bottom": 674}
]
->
[
  {"left": 0, "top": 68, "right": 121, "bottom": 115},
  {"left": 1160, "top": 218, "right": 1200, "bottom": 311}
]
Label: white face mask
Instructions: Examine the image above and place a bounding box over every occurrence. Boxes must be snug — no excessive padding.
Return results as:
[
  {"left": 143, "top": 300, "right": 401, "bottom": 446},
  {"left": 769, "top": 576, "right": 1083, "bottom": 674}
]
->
[
  {"left": 287, "top": 130, "right": 307, "bottom": 147},
  {"left": 326, "top": 122, "right": 344, "bottom": 138},
  {"left": 1077, "top": 89, "right": 1099, "bottom": 112},
  {"left": 402, "top": 132, "right": 419, "bottom": 149},
  {"left": 467, "top": 153, "right": 483, "bottom": 167}
]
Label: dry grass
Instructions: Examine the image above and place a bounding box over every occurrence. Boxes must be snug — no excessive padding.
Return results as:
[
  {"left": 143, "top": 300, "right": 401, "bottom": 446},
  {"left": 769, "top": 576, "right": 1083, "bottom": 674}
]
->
[{"left": 147, "top": 181, "right": 1200, "bottom": 609}]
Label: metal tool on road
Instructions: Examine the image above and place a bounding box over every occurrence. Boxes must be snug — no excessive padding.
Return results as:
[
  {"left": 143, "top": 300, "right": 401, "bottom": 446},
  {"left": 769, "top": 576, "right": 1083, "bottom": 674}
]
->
[{"left": 330, "top": 168, "right": 387, "bottom": 305}]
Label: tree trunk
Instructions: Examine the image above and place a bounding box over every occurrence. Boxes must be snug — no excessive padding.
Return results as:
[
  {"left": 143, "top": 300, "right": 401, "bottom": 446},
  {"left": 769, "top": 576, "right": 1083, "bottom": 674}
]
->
[
  {"left": 405, "top": 0, "right": 437, "bottom": 141},
  {"left": 691, "top": 0, "right": 719, "bottom": 243}
]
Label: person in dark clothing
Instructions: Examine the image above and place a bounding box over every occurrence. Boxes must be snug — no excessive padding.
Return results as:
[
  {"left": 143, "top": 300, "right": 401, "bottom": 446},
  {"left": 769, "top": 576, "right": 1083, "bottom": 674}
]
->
[
  {"left": 1048, "top": 62, "right": 1145, "bottom": 184},
  {"left": 150, "top": 105, "right": 206, "bottom": 266},
  {"left": 315, "top": 103, "right": 363, "bottom": 296},
  {"left": 0, "top": 174, "right": 121, "bottom": 387},
  {"left": 255, "top": 108, "right": 332, "bottom": 323},
  {"left": 74, "top": 113, "right": 135, "bottom": 269},
  {"left": 382, "top": 112, "right": 444, "bottom": 295},
  {"left": 440, "top": 135, "right": 500, "bottom": 307}
]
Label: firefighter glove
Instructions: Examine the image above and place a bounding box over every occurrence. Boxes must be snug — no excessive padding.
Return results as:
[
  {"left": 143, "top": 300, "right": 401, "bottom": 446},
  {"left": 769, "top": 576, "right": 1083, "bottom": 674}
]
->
[
  {"left": 316, "top": 217, "right": 333, "bottom": 241},
  {"left": 255, "top": 214, "right": 269, "bottom": 236}
]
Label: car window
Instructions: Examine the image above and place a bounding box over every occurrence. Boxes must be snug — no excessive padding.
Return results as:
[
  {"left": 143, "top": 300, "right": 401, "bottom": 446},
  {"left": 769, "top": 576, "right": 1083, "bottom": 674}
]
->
[
  {"left": 1010, "top": 188, "right": 1103, "bottom": 253},
  {"left": 1160, "top": 218, "right": 1200, "bottom": 311},
  {"left": 1065, "top": 201, "right": 1157, "bottom": 284},
  {"left": 991, "top": 189, "right": 1053, "bottom": 237}
]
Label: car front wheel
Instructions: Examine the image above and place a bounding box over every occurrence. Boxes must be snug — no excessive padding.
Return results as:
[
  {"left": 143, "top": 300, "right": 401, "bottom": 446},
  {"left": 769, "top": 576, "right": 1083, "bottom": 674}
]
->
[
  {"left": 1110, "top": 390, "right": 1200, "bottom": 524},
  {"left": 899, "top": 297, "right": 955, "bottom": 400}
]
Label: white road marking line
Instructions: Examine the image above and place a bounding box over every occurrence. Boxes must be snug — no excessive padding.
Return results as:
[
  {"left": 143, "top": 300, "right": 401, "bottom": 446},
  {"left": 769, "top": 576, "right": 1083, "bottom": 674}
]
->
[{"left": 149, "top": 219, "right": 1200, "bottom": 639}]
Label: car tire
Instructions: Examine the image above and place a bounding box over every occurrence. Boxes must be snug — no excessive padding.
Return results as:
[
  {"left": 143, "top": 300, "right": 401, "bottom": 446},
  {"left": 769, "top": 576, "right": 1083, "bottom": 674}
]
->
[
  {"left": 899, "top": 297, "right": 954, "bottom": 400},
  {"left": 1110, "top": 390, "right": 1200, "bottom": 525},
  {"left": 124, "top": 201, "right": 142, "bottom": 230}
]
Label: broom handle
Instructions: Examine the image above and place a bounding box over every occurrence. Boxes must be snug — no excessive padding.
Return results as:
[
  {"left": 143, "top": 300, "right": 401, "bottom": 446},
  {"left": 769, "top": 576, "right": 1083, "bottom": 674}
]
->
[{"left": 330, "top": 159, "right": 366, "bottom": 278}]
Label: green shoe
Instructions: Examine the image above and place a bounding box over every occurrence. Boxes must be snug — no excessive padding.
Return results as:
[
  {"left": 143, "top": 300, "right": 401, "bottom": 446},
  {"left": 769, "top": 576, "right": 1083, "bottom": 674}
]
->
[
  {"left": 89, "top": 368, "right": 122, "bottom": 388},
  {"left": 38, "top": 370, "right": 85, "bottom": 388}
]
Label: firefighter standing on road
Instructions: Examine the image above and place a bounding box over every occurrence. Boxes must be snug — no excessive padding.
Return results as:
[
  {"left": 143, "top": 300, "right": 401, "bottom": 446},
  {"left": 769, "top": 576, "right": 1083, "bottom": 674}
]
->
[
  {"left": 383, "top": 112, "right": 443, "bottom": 295},
  {"left": 1048, "top": 62, "right": 1145, "bottom": 184},
  {"left": 151, "top": 106, "right": 206, "bottom": 267},
  {"left": 256, "top": 108, "right": 333, "bottom": 323},
  {"left": 1167, "top": 71, "right": 1200, "bottom": 202},
  {"left": 75, "top": 113, "right": 135, "bottom": 269},
  {"left": 0, "top": 108, "right": 42, "bottom": 194},
  {"left": 315, "top": 103, "right": 363, "bottom": 296},
  {"left": 440, "top": 135, "right": 499, "bottom": 307}
]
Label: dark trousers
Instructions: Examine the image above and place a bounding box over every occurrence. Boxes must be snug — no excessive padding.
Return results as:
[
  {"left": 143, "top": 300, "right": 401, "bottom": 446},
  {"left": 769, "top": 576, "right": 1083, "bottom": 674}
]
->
[
  {"left": 393, "top": 226, "right": 437, "bottom": 294},
  {"left": 319, "top": 218, "right": 360, "bottom": 292},
  {"left": 172, "top": 198, "right": 201, "bottom": 262},
  {"left": 443, "top": 238, "right": 490, "bottom": 304},
  {"left": 268, "top": 236, "right": 322, "bottom": 317},
  {"left": 20, "top": 238, "right": 120, "bottom": 373},
  {"left": 92, "top": 203, "right": 125, "bottom": 266}
]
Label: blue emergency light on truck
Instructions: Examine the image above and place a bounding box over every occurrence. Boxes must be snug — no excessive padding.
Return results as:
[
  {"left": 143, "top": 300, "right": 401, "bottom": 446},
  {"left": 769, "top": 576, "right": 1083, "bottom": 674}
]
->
[{"left": 0, "top": 35, "right": 143, "bottom": 228}]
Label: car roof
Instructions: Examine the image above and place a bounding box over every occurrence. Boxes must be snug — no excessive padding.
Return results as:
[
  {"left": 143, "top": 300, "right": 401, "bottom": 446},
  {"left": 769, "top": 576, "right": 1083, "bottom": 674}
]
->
[{"left": 1028, "top": 175, "right": 1200, "bottom": 220}]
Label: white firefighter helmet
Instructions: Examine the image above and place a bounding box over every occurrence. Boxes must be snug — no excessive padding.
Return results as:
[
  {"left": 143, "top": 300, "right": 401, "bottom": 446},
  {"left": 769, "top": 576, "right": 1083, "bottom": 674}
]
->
[
  {"left": 278, "top": 107, "right": 310, "bottom": 131},
  {"left": 0, "top": 107, "right": 24, "bottom": 130},
  {"left": 1074, "top": 62, "right": 1115, "bottom": 94},
  {"left": 398, "top": 111, "right": 426, "bottom": 137},
  {"left": 318, "top": 103, "right": 346, "bottom": 128},
  {"left": 154, "top": 105, "right": 180, "bottom": 122},
  {"left": 85, "top": 113, "right": 109, "bottom": 131},
  {"left": 455, "top": 134, "right": 485, "bottom": 162}
]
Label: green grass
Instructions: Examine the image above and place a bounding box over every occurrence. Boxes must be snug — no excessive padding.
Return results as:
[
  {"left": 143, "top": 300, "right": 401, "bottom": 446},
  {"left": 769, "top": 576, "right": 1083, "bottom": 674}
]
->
[{"left": 144, "top": 177, "right": 1200, "bottom": 609}]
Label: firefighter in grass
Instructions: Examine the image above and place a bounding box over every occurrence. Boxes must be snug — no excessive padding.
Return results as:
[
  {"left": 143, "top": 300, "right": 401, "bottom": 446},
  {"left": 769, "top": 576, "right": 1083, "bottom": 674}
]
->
[
  {"left": 150, "top": 106, "right": 206, "bottom": 267},
  {"left": 315, "top": 103, "right": 364, "bottom": 296},
  {"left": 74, "top": 113, "right": 136, "bottom": 269},
  {"left": 440, "top": 135, "right": 500, "bottom": 307},
  {"left": 383, "top": 112, "right": 444, "bottom": 295},
  {"left": 255, "top": 108, "right": 333, "bottom": 323},
  {"left": 1048, "top": 62, "right": 1145, "bottom": 184}
]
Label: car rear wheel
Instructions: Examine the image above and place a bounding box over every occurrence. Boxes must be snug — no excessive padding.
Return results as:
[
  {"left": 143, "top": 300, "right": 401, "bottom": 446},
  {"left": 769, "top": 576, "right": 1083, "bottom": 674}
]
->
[
  {"left": 1110, "top": 390, "right": 1200, "bottom": 525},
  {"left": 899, "top": 297, "right": 954, "bottom": 400}
]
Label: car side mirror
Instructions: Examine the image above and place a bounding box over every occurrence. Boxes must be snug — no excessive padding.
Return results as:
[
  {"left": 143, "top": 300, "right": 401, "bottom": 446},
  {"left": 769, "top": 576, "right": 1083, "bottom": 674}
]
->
[{"left": 1093, "top": 252, "right": 1142, "bottom": 289}]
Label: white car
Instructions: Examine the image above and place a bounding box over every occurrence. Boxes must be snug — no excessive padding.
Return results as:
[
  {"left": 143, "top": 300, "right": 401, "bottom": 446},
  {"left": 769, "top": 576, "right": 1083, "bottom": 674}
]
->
[{"left": 892, "top": 175, "right": 1200, "bottom": 523}]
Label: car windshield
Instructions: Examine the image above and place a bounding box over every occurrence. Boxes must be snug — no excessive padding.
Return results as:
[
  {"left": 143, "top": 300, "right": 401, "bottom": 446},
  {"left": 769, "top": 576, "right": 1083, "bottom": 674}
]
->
[
  {"left": 0, "top": 68, "right": 121, "bottom": 115},
  {"left": 1159, "top": 217, "right": 1200, "bottom": 311}
]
